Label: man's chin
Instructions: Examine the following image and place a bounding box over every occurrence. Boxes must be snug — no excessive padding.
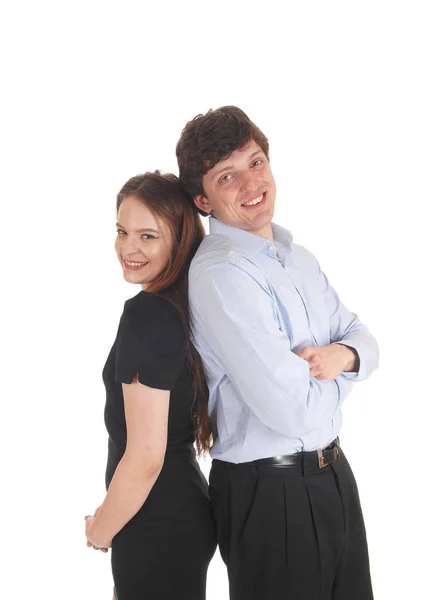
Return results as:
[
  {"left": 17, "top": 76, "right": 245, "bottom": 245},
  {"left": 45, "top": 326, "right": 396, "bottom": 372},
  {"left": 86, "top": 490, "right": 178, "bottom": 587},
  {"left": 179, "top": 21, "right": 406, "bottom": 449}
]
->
[{"left": 252, "top": 209, "right": 274, "bottom": 227}]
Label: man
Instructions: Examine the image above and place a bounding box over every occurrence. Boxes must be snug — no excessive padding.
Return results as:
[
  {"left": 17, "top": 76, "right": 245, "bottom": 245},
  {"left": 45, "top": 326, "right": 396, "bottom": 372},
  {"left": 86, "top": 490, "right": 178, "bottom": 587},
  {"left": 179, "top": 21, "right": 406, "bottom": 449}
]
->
[{"left": 176, "top": 106, "right": 379, "bottom": 600}]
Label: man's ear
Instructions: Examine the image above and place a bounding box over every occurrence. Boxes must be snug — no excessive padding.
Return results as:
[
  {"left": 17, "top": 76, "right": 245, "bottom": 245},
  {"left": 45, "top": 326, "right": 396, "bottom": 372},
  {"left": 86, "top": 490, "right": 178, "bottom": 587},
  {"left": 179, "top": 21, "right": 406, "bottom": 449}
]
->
[{"left": 194, "top": 195, "right": 213, "bottom": 214}]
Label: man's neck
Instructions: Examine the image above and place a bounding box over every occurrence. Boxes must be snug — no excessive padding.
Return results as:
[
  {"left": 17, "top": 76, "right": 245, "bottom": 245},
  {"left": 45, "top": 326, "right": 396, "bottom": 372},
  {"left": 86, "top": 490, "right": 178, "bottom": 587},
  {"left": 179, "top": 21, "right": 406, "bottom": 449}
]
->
[
  {"left": 210, "top": 217, "right": 275, "bottom": 243},
  {"left": 246, "top": 224, "right": 274, "bottom": 243}
]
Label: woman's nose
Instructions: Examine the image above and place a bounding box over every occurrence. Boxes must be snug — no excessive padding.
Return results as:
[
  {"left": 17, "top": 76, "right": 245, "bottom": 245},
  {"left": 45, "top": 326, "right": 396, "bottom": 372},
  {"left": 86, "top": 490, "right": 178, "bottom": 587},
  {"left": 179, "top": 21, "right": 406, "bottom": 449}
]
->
[{"left": 121, "top": 238, "right": 140, "bottom": 255}]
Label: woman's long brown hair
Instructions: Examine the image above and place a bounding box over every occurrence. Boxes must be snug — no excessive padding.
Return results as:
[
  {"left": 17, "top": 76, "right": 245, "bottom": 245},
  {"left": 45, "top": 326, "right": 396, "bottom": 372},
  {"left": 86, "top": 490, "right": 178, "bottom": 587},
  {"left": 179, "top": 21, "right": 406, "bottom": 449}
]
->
[{"left": 117, "top": 171, "right": 212, "bottom": 455}]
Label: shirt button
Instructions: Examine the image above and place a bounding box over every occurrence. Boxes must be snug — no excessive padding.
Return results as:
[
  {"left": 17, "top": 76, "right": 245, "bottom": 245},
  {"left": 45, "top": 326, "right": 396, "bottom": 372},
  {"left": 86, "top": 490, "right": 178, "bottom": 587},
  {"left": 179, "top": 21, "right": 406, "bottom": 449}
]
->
[{"left": 269, "top": 244, "right": 276, "bottom": 253}]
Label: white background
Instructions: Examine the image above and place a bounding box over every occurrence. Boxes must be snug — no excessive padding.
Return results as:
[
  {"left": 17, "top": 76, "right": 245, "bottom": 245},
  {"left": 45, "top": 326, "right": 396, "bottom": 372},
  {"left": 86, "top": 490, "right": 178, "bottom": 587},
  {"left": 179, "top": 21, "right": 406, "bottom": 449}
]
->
[{"left": 1, "top": 1, "right": 445, "bottom": 598}]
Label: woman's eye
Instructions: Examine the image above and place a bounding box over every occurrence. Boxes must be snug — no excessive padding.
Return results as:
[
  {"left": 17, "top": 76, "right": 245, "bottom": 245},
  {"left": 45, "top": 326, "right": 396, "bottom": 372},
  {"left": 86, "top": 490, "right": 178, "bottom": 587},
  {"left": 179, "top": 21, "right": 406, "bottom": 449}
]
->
[
  {"left": 141, "top": 234, "right": 155, "bottom": 240},
  {"left": 220, "top": 174, "right": 232, "bottom": 183},
  {"left": 116, "top": 229, "right": 126, "bottom": 236},
  {"left": 252, "top": 159, "right": 262, "bottom": 167}
]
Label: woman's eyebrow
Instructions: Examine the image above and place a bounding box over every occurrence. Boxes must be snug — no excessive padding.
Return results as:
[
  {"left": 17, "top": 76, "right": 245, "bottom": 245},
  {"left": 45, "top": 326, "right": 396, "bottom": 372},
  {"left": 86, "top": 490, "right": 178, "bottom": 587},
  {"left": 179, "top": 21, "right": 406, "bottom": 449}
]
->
[{"left": 116, "top": 223, "right": 159, "bottom": 234}]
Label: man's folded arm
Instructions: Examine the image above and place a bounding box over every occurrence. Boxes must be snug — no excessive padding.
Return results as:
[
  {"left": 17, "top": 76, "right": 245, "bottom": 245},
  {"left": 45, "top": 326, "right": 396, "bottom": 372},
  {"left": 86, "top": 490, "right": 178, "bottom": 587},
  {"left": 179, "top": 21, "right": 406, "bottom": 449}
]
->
[
  {"left": 317, "top": 262, "right": 380, "bottom": 382},
  {"left": 190, "top": 261, "right": 352, "bottom": 438}
]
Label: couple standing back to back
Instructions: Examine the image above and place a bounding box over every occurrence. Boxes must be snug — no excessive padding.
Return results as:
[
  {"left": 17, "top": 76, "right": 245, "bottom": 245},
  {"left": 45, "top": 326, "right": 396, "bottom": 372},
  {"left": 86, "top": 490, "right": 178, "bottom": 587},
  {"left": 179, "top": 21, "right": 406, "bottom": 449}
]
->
[{"left": 85, "top": 106, "right": 379, "bottom": 600}]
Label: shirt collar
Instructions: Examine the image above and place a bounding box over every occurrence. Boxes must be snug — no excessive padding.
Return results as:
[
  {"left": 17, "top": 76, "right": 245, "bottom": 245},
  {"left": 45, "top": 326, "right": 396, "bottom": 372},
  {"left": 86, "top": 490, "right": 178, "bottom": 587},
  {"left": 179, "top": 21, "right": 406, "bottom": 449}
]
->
[
  {"left": 209, "top": 217, "right": 293, "bottom": 257},
  {"left": 271, "top": 222, "right": 293, "bottom": 247}
]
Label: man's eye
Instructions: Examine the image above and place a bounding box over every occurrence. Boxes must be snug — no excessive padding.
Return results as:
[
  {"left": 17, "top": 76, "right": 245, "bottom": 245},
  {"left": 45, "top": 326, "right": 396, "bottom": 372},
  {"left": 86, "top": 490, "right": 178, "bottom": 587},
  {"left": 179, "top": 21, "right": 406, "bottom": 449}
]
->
[
  {"left": 116, "top": 229, "right": 126, "bottom": 236},
  {"left": 220, "top": 174, "right": 232, "bottom": 183},
  {"left": 252, "top": 159, "right": 262, "bottom": 167}
]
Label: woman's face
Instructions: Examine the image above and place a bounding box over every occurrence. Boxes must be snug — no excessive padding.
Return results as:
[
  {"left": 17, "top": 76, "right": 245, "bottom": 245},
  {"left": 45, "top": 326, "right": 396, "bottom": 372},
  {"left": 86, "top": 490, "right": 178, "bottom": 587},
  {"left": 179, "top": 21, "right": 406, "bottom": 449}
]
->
[{"left": 115, "top": 195, "right": 173, "bottom": 288}]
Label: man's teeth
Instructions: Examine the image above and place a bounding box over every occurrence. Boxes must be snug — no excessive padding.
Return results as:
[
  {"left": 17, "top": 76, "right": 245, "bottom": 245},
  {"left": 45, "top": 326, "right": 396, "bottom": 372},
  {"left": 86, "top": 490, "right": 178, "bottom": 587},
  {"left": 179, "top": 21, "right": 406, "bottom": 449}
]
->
[
  {"left": 243, "top": 194, "right": 263, "bottom": 207},
  {"left": 125, "top": 260, "right": 147, "bottom": 267}
]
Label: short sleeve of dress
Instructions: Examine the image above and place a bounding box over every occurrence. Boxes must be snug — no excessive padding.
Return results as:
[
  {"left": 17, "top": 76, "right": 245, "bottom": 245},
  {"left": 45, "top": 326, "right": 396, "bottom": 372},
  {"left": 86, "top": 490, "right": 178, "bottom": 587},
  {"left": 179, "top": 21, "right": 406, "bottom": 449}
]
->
[{"left": 114, "top": 292, "right": 185, "bottom": 390}]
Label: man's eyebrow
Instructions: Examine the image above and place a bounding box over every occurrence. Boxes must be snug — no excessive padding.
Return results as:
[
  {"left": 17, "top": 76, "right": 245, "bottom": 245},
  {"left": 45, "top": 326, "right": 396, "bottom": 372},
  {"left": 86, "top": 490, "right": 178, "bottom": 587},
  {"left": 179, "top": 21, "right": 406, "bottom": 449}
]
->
[
  {"left": 248, "top": 150, "right": 263, "bottom": 160},
  {"left": 211, "top": 151, "right": 264, "bottom": 181},
  {"left": 212, "top": 164, "right": 234, "bottom": 181},
  {"left": 116, "top": 222, "right": 159, "bottom": 234}
]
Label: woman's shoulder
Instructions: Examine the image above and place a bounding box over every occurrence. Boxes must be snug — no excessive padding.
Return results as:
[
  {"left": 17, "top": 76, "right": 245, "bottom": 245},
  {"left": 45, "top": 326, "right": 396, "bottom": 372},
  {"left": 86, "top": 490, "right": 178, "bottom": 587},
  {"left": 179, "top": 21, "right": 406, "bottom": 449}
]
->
[
  {"left": 123, "top": 290, "right": 178, "bottom": 318},
  {"left": 115, "top": 291, "right": 186, "bottom": 388},
  {"left": 121, "top": 291, "right": 184, "bottom": 346}
]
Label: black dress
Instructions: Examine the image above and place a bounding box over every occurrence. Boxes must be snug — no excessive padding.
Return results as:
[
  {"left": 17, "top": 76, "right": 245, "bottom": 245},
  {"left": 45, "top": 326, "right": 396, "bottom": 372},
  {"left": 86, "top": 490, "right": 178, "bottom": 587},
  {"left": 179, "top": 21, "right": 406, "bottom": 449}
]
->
[{"left": 102, "top": 291, "right": 216, "bottom": 600}]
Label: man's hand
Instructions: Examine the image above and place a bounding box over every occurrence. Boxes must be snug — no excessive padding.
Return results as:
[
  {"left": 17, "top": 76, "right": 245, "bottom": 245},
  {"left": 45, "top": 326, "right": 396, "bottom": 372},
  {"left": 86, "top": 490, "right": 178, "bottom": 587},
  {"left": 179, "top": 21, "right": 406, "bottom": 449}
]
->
[{"left": 297, "top": 344, "right": 358, "bottom": 380}]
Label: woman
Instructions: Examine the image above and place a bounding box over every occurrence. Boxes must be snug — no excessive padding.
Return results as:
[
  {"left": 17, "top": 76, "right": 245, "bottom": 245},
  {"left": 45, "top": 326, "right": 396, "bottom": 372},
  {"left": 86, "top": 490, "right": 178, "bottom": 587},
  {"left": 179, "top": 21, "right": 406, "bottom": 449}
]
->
[{"left": 85, "top": 171, "right": 216, "bottom": 600}]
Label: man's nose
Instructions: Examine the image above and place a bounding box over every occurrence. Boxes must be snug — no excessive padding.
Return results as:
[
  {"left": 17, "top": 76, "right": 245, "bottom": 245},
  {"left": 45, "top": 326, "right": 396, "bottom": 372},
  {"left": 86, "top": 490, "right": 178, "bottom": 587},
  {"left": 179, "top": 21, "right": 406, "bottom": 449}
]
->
[{"left": 239, "top": 169, "right": 258, "bottom": 192}]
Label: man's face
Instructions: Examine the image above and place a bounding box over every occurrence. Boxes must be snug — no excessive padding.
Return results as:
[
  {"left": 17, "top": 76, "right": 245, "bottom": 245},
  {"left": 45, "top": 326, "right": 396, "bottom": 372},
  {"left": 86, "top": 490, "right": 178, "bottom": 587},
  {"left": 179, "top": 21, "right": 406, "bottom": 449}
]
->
[{"left": 195, "top": 139, "right": 276, "bottom": 238}]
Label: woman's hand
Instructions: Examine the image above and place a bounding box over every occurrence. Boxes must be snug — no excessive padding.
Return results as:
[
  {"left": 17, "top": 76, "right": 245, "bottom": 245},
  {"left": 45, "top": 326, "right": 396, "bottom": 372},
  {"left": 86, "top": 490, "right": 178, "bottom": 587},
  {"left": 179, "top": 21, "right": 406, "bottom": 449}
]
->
[{"left": 85, "top": 505, "right": 112, "bottom": 553}]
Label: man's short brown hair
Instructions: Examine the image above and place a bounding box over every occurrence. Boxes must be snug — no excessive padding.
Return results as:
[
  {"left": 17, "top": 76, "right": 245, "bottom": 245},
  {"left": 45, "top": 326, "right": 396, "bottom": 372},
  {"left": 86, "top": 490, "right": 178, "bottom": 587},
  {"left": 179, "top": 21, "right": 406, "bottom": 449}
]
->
[{"left": 176, "top": 106, "right": 269, "bottom": 216}]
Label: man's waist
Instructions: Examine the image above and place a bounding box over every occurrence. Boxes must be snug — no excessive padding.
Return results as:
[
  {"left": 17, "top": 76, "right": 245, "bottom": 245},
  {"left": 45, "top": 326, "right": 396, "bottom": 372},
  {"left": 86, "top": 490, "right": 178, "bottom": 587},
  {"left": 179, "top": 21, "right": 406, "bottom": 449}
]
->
[
  {"left": 210, "top": 417, "right": 341, "bottom": 463},
  {"left": 213, "top": 438, "right": 341, "bottom": 474},
  {"left": 210, "top": 437, "right": 340, "bottom": 464}
]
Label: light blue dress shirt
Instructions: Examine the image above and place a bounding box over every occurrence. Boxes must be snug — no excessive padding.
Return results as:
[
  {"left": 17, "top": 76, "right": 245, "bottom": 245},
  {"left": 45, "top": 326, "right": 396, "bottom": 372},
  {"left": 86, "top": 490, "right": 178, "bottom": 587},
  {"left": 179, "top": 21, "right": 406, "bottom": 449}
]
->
[{"left": 189, "top": 217, "right": 379, "bottom": 463}]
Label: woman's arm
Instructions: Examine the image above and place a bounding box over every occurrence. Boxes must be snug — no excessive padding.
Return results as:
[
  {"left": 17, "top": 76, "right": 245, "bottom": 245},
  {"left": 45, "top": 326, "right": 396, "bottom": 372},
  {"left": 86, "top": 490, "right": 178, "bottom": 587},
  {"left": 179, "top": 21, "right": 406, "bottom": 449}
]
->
[{"left": 86, "top": 377, "right": 169, "bottom": 548}]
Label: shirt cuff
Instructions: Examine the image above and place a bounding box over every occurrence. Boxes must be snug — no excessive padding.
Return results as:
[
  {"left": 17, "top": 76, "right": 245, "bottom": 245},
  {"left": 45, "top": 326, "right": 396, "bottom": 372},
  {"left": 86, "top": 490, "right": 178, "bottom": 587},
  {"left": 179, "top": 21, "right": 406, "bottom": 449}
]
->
[{"left": 334, "top": 342, "right": 361, "bottom": 381}]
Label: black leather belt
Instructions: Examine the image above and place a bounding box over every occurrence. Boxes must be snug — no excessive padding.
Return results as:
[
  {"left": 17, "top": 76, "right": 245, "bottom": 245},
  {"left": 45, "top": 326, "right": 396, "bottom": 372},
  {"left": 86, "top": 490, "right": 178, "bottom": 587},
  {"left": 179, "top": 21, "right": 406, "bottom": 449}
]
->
[{"left": 252, "top": 437, "right": 341, "bottom": 469}]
